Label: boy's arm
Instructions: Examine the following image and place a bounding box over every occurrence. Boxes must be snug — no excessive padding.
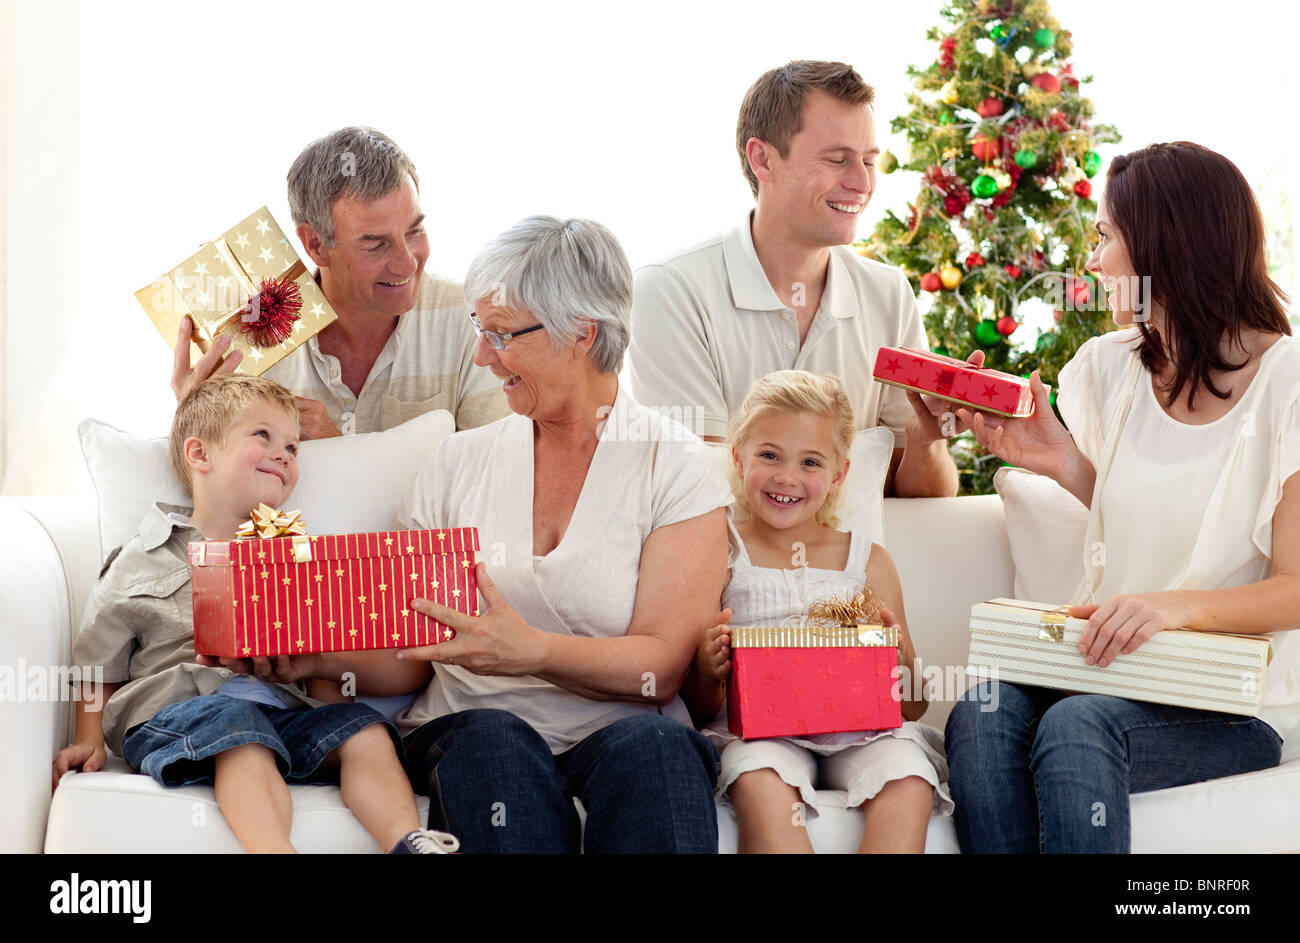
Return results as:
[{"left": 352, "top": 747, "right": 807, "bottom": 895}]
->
[{"left": 52, "top": 681, "right": 122, "bottom": 791}]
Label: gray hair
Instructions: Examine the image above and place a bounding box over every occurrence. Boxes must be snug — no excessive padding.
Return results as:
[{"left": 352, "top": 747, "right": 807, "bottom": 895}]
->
[
  {"left": 464, "top": 216, "right": 632, "bottom": 375},
  {"left": 286, "top": 127, "right": 419, "bottom": 246}
]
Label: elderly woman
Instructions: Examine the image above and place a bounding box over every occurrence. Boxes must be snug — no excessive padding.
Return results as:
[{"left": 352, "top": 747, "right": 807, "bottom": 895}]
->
[{"left": 391, "top": 216, "right": 731, "bottom": 853}]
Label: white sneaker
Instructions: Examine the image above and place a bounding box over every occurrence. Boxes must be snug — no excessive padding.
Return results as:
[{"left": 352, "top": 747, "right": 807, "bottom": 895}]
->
[{"left": 389, "top": 828, "right": 460, "bottom": 854}]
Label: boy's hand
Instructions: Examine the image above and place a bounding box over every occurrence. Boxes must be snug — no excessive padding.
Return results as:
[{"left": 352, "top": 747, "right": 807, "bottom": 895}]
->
[
  {"left": 52, "top": 741, "right": 107, "bottom": 792},
  {"left": 196, "top": 652, "right": 322, "bottom": 683},
  {"left": 695, "top": 608, "right": 732, "bottom": 682}
]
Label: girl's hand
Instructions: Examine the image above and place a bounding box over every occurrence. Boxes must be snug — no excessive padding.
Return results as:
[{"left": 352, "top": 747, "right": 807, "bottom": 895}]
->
[
  {"left": 1069, "top": 593, "right": 1194, "bottom": 668},
  {"left": 696, "top": 608, "right": 733, "bottom": 682},
  {"left": 52, "top": 741, "right": 106, "bottom": 792},
  {"left": 955, "top": 372, "right": 1072, "bottom": 477},
  {"left": 398, "top": 563, "right": 546, "bottom": 677}
]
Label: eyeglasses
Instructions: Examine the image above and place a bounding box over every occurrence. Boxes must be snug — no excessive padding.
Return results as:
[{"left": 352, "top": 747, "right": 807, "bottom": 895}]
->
[{"left": 469, "top": 311, "right": 546, "bottom": 350}]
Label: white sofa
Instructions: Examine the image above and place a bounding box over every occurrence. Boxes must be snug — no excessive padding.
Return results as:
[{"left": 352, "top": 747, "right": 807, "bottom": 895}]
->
[{"left": 7, "top": 488, "right": 1299, "bottom": 854}]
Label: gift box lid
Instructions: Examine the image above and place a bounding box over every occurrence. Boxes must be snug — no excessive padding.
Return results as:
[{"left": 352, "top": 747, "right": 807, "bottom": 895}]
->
[
  {"left": 189, "top": 527, "right": 479, "bottom": 568},
  {"left": 730, "top": 625, "right": 897, "bottom": 648}
]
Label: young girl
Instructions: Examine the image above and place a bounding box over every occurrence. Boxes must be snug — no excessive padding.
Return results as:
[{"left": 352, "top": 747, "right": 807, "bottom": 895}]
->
[{"left": 682, "top": 370, "right": 951, "bottom": 854}]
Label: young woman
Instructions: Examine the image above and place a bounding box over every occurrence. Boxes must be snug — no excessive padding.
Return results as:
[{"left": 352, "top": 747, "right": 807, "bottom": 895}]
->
[{"left": 944, "top": 141, "right": 1299, "bottom": 853}]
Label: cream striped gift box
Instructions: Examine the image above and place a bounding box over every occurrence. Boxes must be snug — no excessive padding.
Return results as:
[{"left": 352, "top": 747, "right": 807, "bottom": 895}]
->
[{"left": 967, "top": 599, "right": 1272, "bottom": 716}]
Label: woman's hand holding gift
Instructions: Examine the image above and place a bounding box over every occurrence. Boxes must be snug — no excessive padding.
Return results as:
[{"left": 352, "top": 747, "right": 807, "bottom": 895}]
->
[
  {"left": 1069, "top": 593, "right": 1197, "bottom": 667},
  {"left": 399, "top": 563, "right": 547, "bottom": 676}
]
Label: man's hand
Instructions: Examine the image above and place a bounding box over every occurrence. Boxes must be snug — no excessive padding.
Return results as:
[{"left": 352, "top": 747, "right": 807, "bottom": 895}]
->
[
  {"left": 294, "top": 397, "right": 342, "bottom": 440},
  {"left": 52, "top": 741, "right": 107, "bottom": 792},
  {"left": 171, "top": 317, "right": 242, "bottom": 401}
]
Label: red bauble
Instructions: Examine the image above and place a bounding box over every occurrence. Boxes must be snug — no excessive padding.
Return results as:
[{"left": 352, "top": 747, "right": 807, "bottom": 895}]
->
[
  {"left": 971, "top": 133, "right": 1001, "bottom": 162},
  {"left": 239, "top": 277, "right": 303, "bottom": 347},
  {"left": 976, "top": 97, "right": 1004, "bottom": 118},
  {"left": 920, "top": 273, "right": 943, "bottom": 292},
  {"left": 965, "top": 252, "right": 985, "bottom": 267},
  {"left": 1005, "top": 264, "right": 1022, "bottom": 279},
  {"left": 1032, "top": 73, "right": 1062, "bottom": 95},
  {"left": 1048, "top": 112, "right": 1071, "bottom": 133},
  {"left": 995, "top": 316, "right": 1018, "bottom": 336},
  {"left": 1070, "top": 278, "right": 1091, "bottom": 305},
  {"left": 1074, "top": 179, "right": 1093, "bottom": 198}
]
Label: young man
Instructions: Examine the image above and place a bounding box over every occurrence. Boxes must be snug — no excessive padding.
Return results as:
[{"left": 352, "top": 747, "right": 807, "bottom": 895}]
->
[
  {"left": 54, "top": 375, "right": 457, "bottom": 854},
  {"left": 627, "top": 61, "right": 964, "bottom": 496},
  {"left": 171, "top": 127, "right": 509, "bottom": 440}
]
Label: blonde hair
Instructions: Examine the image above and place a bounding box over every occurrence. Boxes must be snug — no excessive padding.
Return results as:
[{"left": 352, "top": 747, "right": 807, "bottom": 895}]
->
[
  {"left": 170, "top": 374, "right": 300, "bottom": 497},
  {"left": 726, "top": 370, "right": 855, "bottom": 528}
]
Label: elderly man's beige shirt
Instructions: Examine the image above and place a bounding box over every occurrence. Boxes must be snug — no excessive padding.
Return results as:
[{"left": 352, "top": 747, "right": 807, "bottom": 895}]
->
[
  {"left": 266, "top": 273, "right": 510, "bottom": 435},
  {"left": 627, "top": 214, "right": 927, "bottom": 443}
]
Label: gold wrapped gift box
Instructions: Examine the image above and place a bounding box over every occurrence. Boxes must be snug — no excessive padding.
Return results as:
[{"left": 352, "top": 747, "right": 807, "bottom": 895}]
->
[
  {"left": 968, "top": 598, "right": 1272, "bottom": 716},
  {"left": 135, "top": 207, "right": 337, "bottom": 376}
]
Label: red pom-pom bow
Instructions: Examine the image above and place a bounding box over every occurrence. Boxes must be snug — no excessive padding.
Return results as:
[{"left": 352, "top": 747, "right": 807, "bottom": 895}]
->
[{"left": 239, "top": 278, "right": 303, "bottom": 347}]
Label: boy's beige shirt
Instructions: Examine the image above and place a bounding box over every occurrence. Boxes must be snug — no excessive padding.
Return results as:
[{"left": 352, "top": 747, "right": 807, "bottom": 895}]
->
[{"left": 70, "top": 503, "right": 318, "bottom": 755}]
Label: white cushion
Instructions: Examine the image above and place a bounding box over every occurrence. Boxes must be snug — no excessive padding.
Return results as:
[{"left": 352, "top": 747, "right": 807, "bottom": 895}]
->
[
  {"left": 78, "top": 410, "right": 456, "bottom": 560},
  {"left": 992, "top": 466, "right": 1089, "bottom": 604}
]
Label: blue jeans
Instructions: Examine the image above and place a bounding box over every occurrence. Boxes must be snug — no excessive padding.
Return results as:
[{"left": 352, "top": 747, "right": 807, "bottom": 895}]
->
[
  {"left": 944, "top": 682, "right": 1283, "bottom": 853},
  {"left": 122, "top": 694, "right": 399, "bottom": 788},
  {"left": 402, "top": 709, "right": 720, "bottom": 853}
]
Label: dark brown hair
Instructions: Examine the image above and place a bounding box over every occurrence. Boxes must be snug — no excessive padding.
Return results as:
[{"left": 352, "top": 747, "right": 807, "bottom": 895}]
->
[
  {"left": 1105, "top": 141, "right": 1291, "bottom": 409},
  {"left": 736, "top": 61, "right": 874, "bottom": 197}
]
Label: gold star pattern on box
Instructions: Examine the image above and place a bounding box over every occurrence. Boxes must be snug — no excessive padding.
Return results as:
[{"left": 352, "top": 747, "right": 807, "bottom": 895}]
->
[{"left": 135, "top": 206, "right": 337, "bottom": 377}]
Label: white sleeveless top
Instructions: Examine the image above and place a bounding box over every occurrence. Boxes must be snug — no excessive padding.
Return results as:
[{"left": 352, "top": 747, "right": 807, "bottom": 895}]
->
[
  {"left": 1057, "top": 329, "right": 1300, "bottom": 758},
  {"left": 723, "top": 519, "right": 873, "bottom": 628}
]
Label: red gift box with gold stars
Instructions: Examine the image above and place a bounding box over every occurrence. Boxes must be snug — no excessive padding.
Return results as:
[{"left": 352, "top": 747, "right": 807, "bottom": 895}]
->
[
  {"left": 189, "top": 527, "right": 479, "bottom": 657},
  {"left": 873, "top": 346, "right": 1034, "bottom": 418},
  {"left": 726, "top": 625, "right": 901, "bottom": 740}
]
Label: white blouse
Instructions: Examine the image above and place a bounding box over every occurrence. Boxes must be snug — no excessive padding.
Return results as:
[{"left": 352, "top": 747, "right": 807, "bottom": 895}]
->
[
  {"left": 1057, "top": 328, "right": 1300, "bottom": 757},
  {"left": 396, "top": 383, "right": 734, "bottom": 752}
]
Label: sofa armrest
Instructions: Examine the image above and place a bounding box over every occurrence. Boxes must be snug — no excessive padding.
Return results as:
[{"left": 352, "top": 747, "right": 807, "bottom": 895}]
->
[{"left": 0, "top": 500, "right": 79, "bottom": 852}]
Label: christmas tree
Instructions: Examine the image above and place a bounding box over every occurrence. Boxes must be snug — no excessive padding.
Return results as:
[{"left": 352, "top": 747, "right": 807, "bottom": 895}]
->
[{"left": 863, "top": 0, "right": 1120, "bottom": 494}]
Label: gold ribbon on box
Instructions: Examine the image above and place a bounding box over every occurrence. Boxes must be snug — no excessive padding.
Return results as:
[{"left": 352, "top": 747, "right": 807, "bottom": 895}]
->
[
  {"left": 1038, "top": 606, "right": 1070, "bottom": 643},
  {"left": 237, "top": 504, "right": 306, "bottom": 539},
  {"left": 731, "top": 625, "right": 898, "bottom": 648},
  {"left": 134, "top": 207, "right": 338, "bottom": 375}
]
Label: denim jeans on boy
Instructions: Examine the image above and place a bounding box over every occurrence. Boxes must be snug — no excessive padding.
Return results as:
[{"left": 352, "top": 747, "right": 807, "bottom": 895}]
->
[
  {"left": 944, "top": 681, "right": 1283, "bottom": 853},
  {"left": 403, "top": 708, "right": 719, "bottom": 853}
]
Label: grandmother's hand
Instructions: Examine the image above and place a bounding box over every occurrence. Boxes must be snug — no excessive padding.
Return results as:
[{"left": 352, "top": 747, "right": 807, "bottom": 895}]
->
[
  {"left": 398, "top": 563, "right": 546, "bottom": 676},
  {"left": 1069, "top": 593, "right": 1194, "bottom": 668}
]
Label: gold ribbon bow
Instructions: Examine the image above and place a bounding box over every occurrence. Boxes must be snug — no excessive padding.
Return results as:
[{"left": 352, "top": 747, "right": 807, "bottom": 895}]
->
[{"left": 236, "top": 504, "right": 306, "bottom": 539}]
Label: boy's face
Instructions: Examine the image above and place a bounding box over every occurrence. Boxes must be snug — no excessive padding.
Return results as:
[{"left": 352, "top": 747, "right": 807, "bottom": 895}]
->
[{"left": 197, "top": 399, "right": 300, "bottom": 516}]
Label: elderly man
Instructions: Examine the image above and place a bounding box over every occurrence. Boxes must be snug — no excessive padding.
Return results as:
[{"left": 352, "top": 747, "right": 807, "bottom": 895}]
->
[
  {"left": 171, "top": 127, "right": 508, "bottom": 439},
  {"left": 627, "top": 61, "right": 968, "bottom": 497}
]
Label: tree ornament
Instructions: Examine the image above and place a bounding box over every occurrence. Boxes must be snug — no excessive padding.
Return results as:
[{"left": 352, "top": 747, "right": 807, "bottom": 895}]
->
[
  {"left": 975, "top": 319, "right": 1004, "bottom": 346},
  {"left": 1049, "top": 389, "right": 1058, "bottom": 408},
  {"left": 239, "top": 278, "right": 303, "bottom": 347},
  {"left": 976, "top": 97, "right": 1004, "bottom": 118},
  {"left": 920, "top": 272, "right": 943, "bottom": 292},
  {"left": 878, "top": 150, "right": 898, "bottom": 174},
  {"left": 940, "top": 264, "right": 963, "bottom": 289},
  {"left": 934, "top": 345, "right": 951, "bottom": 357},
  {"left": 971, "top": 133, "right": 1001, "bottom": 161},
  {"left": 1074, "top": 179, "right": 1092, "bottom": 198},
  {"left": 972, "top": 174, "right": 999, "bottom": 199},
  {"left": 1014, "top": 148, "right": 1039, "bottom": 169},
  {"left": 939, "top": 112, "right": 953, "bottom": 125},
  {"left": 995, "top": 315, "right": 1018, "bottom": 336},
  {"left": 1032, "top": 73, "right": 1062, "bottom": 95},
  {"left": 1034, "top": 27, "right": 1056, "bottom": 48},
  {"left": 991, "top": 170, "right": 1012, "bottom": 190},
  {"left": 965, "top": 252, "right": 985, "bottom": 267},
  {"left": 1083, "top": 150, "right": 1102, "bottom": 177},
  {"left": 1036, "top": 330, "right": 1057, "bottom": 351},
  {"left": 990, "top": 24, "right": 1007, "bottom": 42},
  {"left": 940, "top": 81, "right": 960, "bottom": 104},
  {"left": 1005, "top": 264, "right": 1022, "bottom": 278},
  {"left": 1070, "top": 278, "right": 1092, "bottom": 307}
]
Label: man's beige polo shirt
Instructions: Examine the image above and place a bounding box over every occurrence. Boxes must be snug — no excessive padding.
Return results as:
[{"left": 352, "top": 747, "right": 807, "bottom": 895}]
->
[
  {"left": 266, "top": 273, "right": 510, "bottom": 435},
  {"left": 627, "top": 214, "right": 926, "bottom": 444}
]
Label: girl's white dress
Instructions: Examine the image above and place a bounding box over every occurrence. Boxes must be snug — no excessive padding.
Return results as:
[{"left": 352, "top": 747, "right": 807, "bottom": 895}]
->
[{"left": 706, "top": 517, "right": 953, "bottom": 816}]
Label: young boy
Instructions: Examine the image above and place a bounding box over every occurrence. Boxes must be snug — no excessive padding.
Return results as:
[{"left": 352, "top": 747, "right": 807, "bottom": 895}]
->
[{"left": 52, "top": 374, "right": 456, "bottom": 854}]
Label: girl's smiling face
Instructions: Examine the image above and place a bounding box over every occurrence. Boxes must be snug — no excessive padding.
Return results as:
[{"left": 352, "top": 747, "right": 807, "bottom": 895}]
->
[{"left": 733, "top": 408, "right": 848, "bottom": 532}]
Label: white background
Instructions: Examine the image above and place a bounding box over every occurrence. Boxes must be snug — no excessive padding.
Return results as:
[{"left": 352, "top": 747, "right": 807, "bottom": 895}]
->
[{"left": 3, "top": 0, "right": 1298, "bottom": 493}]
